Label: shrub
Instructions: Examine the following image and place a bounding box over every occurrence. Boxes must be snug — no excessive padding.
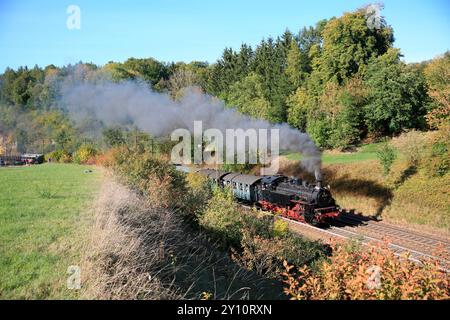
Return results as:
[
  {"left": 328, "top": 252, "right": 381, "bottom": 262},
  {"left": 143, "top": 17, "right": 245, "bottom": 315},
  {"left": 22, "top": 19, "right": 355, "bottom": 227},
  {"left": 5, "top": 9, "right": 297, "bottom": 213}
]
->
[
  {"left": 391, "top": 130, "right": 427, "bottom": 167},
  {"left": 73, "top": 144, "right": 97, "bottom": 164},
  {"left": 106, "top": 147, "right": 187, "bottom": 208},
  {"left": 428, "top": 141, "right": 449, "bottom": 176},
  {"left": 96, "top": 146, "right": 126, "bottom": 168},
  {"left": 59, "top": 152, "right": 72, "bottom": 163},
  {"left": 376, "top": 142, "right": 397, "bottom": 175},
  {"left": 273, "top": 219, "right": 289, "bottom": 238},
  {"left": 232, "top": 220, "right": 326, "bottom": 278},
  {"left": 282, "top": 241, "right": 450, "bottom": 300},
  {"left": 46, "top": 149, "right": 72, "bottom": 163},
  {"left": 184, "top": 172, "right": 212, "bottom": 220},
  {"left": 424, "top": 126, "right": 449, "bottom": 177},
  {"left": 232, "top": 228, "right": 285, "bottom": 277},
  {"left": 199, "top": 187, "right": 243, "bottom": 247}
]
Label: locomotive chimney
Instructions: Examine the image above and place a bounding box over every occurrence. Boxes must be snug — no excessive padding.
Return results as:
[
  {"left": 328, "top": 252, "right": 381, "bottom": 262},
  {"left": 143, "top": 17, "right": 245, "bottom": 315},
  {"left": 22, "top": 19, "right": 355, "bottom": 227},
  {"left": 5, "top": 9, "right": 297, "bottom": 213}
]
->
[{"left": 314, "top": 169, "right": 322, "bottom": 188}]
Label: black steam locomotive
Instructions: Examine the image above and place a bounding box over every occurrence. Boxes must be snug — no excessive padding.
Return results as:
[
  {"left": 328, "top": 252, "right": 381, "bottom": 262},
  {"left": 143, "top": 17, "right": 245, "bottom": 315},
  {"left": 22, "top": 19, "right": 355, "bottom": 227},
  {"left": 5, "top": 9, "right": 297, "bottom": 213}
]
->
[{"left": 196, "top": 168, "right": 340, "bottom": 225}]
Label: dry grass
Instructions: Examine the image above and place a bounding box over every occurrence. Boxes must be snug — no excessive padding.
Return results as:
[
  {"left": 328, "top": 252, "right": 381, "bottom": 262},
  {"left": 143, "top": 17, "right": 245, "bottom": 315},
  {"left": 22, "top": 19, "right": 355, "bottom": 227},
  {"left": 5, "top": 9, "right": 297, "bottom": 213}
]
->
[
  {"left": 81, "top": 175, "right": 282, "bottom": 300},
  {"left": 322, "top": 160, "right": 392, "bottom": 217},
  {"left": 81, "top": 177, "right": 186, "bottom": 299}
]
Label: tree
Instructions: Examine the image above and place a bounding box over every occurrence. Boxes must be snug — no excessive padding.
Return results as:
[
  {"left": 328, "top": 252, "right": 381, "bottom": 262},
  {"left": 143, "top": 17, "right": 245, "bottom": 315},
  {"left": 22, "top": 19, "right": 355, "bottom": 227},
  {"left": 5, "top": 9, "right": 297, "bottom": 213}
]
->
[
  {"left": 55, "top": 127, "right": 72, "bottom": 150},
  {"left": 102, "top": 127, "right": 126, "bottom": 148},
  {"left": 168, "top": 68, "right": 201, "bottom": 99},
  {"left": 423, "top": 52, "right": 450, "bottom": 128},
  {"left": 226, "top": 72, "right": 271, "bottom": 120},
  {"left": 252, "top": 38, "right": 291, "bottom": 122},
  {"left": 13, "top": 128, "right": 28, "bottom": 153},
  {"left": 286, "top": 87, "right": 312, "bottom": 131},
  {"left": 111, "top": 58, "right": 170, "bottom": 89},
  {"left": 0, "top": 68, "right": 17, "bottom": 105},
  {"left": 306, "top": 115, "right": 332, "bottom": 148},
  {"left": 12, "top": 68, "right": 33, "bottom": 107},
  {"left": 315, "top": 9, "right": 394, "bottom": 84},
  {"left": 296, "top": 19, "right": 328, "bottom": 73},
  {"left": 0, "top": 136, "right": 4, "bottom": 155},
  {"left": 285, "top": 41, "right": 308, "bottom": 89},
  {"left": 329, "top": 97, "right": 363, "bottom": 149},
  {"left": 364, "top": 49, "right": 428, "bottom": 135},
  {"left": 206, "top": 47, "right": 243, "bottom": 96},
  {"left": 328, "top": 77, "right": 367, "bottom": 148}
]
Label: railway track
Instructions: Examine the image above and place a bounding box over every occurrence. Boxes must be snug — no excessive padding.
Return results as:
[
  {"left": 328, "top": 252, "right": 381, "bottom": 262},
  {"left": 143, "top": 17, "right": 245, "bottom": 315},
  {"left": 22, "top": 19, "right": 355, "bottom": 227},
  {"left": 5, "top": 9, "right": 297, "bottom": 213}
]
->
[
  {"left": 282, "top": 215, "right": 450, "bottom": 272},
  {"left": 333, "top": 213, "right": 450, "bottom": 259},
  {"left": 241, "top": 203, "right": 450, "bottom": 271},
  {"left": 337, "top": 213, "right": 450, "bottom": 247}
]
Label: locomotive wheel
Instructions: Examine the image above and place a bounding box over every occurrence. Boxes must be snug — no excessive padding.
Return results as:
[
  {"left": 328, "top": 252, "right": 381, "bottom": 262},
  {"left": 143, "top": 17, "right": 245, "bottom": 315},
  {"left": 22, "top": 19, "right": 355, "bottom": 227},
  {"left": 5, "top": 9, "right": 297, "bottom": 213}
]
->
[{"left": 304, "top": 211, "right": 316, "bottom": 225}]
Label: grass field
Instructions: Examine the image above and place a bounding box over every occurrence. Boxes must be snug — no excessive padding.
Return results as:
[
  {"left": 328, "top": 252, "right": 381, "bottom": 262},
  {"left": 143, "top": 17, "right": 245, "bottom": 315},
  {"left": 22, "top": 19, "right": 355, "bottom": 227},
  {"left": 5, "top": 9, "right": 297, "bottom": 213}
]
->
[
  {"left": 0, "top": 164, "right": 101, "bottom": 299},
  {"left": 283, "top": 142, "right": 390, "bottom": 164}
]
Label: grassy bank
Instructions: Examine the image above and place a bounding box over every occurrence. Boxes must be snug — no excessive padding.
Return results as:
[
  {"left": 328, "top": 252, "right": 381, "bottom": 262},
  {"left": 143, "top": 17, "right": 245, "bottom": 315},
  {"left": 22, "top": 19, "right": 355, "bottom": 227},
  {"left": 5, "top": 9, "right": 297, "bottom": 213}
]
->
[
  {"left": 0, "top": 164, "right": 101, "bottom": 299},
  {"left": 283, "top": 142, "right": 390, "bottom": 164}
]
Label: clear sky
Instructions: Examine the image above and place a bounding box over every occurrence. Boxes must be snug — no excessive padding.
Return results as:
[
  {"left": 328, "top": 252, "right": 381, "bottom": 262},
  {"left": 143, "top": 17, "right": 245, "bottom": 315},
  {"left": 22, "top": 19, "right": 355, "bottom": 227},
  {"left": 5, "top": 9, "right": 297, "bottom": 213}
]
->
[{"left": 0, "top": 0, "right": 449, "bottom": 72}]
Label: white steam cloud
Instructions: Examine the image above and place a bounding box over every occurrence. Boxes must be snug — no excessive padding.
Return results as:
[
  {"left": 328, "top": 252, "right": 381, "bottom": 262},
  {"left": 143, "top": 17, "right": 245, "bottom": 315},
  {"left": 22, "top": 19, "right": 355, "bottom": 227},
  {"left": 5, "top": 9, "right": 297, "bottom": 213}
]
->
[{"left": 60, "top": 81, "right": 322, "bottom": 176}]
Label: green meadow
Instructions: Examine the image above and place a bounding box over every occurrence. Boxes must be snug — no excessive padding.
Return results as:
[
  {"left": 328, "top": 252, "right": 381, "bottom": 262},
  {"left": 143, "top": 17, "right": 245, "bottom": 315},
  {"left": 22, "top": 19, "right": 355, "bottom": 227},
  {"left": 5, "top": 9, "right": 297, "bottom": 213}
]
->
[
  {"left": 0, "top": 164, "right": 101, "bottom": 299},
  {"left": 283, "top": 142, "right": 391, "bottom": 164}
]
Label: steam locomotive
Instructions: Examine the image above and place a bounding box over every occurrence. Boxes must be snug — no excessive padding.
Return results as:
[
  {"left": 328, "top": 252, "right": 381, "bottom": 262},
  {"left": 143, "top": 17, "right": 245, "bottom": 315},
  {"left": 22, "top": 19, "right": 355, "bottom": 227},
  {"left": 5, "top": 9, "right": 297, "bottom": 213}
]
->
[{"left": 195, "top": 168, "right": 340, "bottom": 225}]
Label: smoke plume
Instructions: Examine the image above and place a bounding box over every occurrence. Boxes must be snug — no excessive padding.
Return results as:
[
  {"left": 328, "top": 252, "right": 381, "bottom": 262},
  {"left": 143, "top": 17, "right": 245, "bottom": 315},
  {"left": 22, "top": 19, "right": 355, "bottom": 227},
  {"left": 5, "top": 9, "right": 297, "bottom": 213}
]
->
[{"left": 60, "top": 80, "right": 322, "bottom": 175}]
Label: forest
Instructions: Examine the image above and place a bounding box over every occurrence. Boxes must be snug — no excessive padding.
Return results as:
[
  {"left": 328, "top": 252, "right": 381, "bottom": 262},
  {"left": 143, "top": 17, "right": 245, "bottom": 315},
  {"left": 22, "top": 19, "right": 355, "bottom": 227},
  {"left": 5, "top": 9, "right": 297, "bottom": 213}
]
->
[{"left": 0, "top": 7, "right": 448, "bottom": 157}]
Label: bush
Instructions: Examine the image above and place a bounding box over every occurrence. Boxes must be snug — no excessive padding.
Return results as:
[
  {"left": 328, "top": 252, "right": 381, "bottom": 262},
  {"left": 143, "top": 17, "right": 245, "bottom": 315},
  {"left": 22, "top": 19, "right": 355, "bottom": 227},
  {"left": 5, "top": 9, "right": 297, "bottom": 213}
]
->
[
  {"left": 199, "top": 187, "right": 243, "bottom": 247},
  {"left": 232, "top": 229, "right": 285, "bottom": 277},
  {"left": 376, "top": 142, "right": 397, "bottom": 175},
  {"left": 59, "top": 153, "right": 72, "bottom": 163},
  {"left": 106, "top": 147, "right": 187, "bottom": 208},
  {"left": 282, "top": 241, "right": 450, "bottom": 300},
  {"left": 46, "top": 149, "right": 72, "bottom": 163},
  {"left": 73, "top": 144, "right": 97, "bottom": 164},
  {"left": 273, "top": 219, "right": 289, "bottom": 238},
  {"left": 422, "top": 126, "right": 449, "bottom": 177},
  {"left": 391, "top": 130, "right": 427, "bottom": 167},
  {"left": 184, "top": 172, "right": 212, "bottom": 220},
  {"left": 428, "top": 141, "right": 449, "bottom": 177},
  {"left": 96, "top": 146, "right": 125, "bottom": 167}
]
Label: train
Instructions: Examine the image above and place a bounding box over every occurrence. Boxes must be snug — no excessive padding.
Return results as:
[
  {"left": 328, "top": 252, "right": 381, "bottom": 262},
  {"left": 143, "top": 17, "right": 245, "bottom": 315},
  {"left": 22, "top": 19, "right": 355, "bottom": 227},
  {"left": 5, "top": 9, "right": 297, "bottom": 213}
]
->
[
  {"left": 193, "top": 168, "right": 340, "bottom": 225},
  {"left": 0, "top": 154, "right": 44, "bottom": 166}
]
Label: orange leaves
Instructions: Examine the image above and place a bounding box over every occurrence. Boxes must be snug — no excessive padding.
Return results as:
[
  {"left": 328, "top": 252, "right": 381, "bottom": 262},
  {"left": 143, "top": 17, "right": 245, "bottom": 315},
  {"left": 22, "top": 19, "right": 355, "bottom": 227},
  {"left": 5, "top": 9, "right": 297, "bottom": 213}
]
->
[{"left": 281, "top": 241, "right": 450, "bottom": 300}]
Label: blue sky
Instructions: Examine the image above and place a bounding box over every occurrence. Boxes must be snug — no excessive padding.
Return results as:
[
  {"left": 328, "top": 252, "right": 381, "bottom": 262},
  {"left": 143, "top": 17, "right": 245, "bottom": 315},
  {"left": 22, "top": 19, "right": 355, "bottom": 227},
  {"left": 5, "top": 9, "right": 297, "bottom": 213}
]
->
[{"left": 0, "top": 0, "right": 449, "bottom": 72}]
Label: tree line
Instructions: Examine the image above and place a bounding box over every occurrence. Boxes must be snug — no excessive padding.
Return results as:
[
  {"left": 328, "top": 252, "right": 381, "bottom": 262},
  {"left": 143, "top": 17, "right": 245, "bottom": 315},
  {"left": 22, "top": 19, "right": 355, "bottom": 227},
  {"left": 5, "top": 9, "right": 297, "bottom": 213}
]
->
[{"left": 0, "top": 6, "right": 448, "bottom": 156}]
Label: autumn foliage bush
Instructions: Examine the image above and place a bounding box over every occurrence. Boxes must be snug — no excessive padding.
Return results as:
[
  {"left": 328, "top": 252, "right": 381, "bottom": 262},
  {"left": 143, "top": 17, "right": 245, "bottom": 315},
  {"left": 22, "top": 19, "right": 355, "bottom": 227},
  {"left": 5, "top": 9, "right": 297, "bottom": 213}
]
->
[
  {"left": 103, "top": 146, "right": 187, "bottom": 208},
  {"left": 73, "top": 144, "right": 97, "bottom": 164},
  {"left": 282, "top": 241, "right": 449, "bottom": 300},
  {"left": 46, "top": 149, "right": 72, "bottom": 163}
]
